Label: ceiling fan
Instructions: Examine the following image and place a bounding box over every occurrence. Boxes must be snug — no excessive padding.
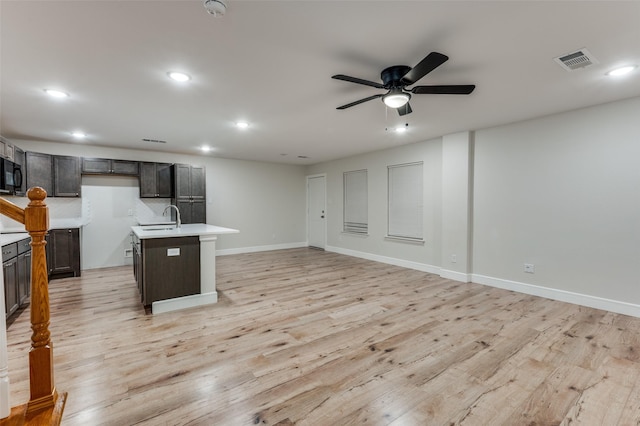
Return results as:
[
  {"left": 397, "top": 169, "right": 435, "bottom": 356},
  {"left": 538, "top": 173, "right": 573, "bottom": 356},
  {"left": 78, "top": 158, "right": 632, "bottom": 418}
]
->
[{"left": 332, "top": 52, "right": 475, "bottom": 116}]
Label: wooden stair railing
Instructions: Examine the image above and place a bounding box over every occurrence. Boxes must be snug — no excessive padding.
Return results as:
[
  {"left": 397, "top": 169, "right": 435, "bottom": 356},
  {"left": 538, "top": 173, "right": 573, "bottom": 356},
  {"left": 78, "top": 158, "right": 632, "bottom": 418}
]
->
[{"left": 0, "top": 188, "right": 66, "bottom": 425}]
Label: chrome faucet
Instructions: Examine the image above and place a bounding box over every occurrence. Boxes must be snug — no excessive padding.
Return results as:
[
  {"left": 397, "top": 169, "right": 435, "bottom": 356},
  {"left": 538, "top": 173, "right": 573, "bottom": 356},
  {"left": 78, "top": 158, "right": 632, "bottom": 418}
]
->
[{"left": 163, "top": 205, "right": 181, "bottom": 228}]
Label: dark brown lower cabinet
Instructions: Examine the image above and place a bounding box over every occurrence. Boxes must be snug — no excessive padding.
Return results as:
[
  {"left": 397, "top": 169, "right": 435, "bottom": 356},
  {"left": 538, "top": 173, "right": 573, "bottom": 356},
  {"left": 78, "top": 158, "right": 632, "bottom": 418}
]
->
[
  {"left": 17, "top": 240, "right": 31, "bottom": 305},
  {"left": 46, "top": 228, "right": 81, "bottom": 280},
  {"left": 3, "top": 257, "right": 18, "bottom": 319},
  {"left": 4, "top": 238, "right": 31, "bottom": 321},
  {"left": 134, "top": 236, "right": 200, "bottom": 306}
]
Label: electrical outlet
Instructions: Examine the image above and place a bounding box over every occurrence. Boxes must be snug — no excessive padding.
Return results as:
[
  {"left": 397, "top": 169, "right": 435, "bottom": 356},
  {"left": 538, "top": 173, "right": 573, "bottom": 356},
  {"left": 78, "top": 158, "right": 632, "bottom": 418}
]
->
[
  {"left": 524, "top": 263, "right": 535, "bottom": 273},
  {"left": 451, "top": 254, "right": 457, "bottom": 263}
]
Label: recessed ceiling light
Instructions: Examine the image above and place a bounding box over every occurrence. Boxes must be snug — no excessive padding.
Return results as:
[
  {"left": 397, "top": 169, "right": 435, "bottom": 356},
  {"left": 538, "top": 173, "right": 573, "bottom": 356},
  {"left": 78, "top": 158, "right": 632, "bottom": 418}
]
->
[
  {"left": 201, "top": 145, "right": 211, "bottom": 152},
  {"left": 395, "top": 126, "right": 407, "bottom": 133},
  {"left": 167, "top": 71, "right": 191, "bottom": 82},
  {"left": 71, "top": 131, "right": 86, "bottom": 139},
  {"left": 44, "top": 89, "right": 69, "bottom": 98},
  {"left": 236, "top": 121, "right": 249, "bottom": 129},
  {"left": 607, "top": 65, "right": 637, "bottom": 77}
]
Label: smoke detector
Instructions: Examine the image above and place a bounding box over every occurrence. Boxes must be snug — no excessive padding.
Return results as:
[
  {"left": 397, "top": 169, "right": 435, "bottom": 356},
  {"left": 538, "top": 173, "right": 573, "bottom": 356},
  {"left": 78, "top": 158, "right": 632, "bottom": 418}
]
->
[{"left": 204, "top": 0, "right": 227, "bottom": 16}]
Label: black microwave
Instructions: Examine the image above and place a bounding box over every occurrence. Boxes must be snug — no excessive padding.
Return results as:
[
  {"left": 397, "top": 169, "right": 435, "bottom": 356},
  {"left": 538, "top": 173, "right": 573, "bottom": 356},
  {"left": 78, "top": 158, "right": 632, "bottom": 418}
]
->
[{"left": 0, "top": 159, "right": 22, "bottom": 195}]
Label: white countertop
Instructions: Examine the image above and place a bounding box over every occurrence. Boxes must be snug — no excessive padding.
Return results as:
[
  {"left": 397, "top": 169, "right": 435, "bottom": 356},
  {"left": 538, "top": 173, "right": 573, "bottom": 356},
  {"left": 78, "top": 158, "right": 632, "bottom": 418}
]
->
[
  {"left": 1, "top": 232, "right": 29, "bottom": 246},
  {"left": 131, "top": 223, "right": 239, "bottom": 239},
  {"left": 1, "top": 218, "right": 85, "bottom": 234}
]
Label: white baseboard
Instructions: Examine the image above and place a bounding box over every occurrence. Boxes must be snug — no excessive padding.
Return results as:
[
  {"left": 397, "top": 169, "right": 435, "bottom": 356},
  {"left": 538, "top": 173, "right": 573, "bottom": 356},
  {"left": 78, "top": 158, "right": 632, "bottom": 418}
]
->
[
  {"left": 151, "top": 291, "right": 218, "bottom": 315},
  {"left": 217, "top": 242, "right": 307, "bottom": 256},
  {"left": 325, "top": 245, "right": 441, "bottom": 275},
  {"left": 216, "top": 243, "right": 640, "bottom": 318},
  {"left": 472, "top": 274, "right": 640, "bottom": 318},
  {"left": 440, "top": 269, "right": 472, "bottom": 283}
]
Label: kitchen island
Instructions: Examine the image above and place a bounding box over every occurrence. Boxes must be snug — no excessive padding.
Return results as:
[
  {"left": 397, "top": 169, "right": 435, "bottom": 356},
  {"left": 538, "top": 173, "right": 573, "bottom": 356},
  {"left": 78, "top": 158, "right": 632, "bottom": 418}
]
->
[{"left": 131, "top": 223, "right": 239, "bottom": 314}]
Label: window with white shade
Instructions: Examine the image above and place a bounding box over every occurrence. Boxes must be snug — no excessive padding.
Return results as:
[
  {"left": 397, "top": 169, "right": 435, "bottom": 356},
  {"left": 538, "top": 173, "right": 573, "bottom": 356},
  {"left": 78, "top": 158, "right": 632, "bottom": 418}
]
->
[
  {"left": 388, "top": 162, "right": 423, "bottom": 240},
  {"left": 343, "top": 169, "right": 368, "bottom": 234}
]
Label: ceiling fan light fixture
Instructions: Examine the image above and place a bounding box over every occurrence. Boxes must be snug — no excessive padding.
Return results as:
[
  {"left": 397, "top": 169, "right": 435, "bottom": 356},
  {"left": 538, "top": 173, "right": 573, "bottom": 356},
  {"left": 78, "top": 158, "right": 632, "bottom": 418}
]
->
[{"left": 382, "top": 91, "right": 410, "bottom": 109}]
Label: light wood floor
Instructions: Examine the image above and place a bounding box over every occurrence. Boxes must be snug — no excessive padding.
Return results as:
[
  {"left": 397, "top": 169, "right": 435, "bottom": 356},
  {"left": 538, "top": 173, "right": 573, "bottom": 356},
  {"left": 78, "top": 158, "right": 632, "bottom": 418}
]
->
[{"left": 5, "top": 248, "right": 640, "bottom": 425}]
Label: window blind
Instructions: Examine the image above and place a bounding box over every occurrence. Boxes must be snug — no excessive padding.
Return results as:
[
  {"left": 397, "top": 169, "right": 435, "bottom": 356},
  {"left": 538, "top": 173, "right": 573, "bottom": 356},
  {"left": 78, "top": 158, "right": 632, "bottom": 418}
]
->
[{"left": 343, "top": 169, "right": 368, "bottom": 234}]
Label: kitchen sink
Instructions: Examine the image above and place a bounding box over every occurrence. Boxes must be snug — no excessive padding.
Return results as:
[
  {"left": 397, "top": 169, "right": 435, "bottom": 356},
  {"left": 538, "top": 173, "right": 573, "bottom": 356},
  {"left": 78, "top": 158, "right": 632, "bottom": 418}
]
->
[{"left": 140, "top": 227, "right": 177, "bottom": 232}]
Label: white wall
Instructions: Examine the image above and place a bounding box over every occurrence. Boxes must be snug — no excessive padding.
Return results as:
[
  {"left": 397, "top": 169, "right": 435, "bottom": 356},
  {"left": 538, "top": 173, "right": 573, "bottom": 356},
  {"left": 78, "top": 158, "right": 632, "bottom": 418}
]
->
[
  {"left": 306, "top": 95, "right": 640, "bottom": 316},
  {"left": 306, "top": 138, "right": 443, "bottom": 272},
  {"left": 81, "top": 176, "right": 139, "bottom": 269},
  {"left": 11, "top": 141, "right": 308, "bottom": 267},
  {"left": 473, "top": 96, "right": 640, "bottom": 308}
]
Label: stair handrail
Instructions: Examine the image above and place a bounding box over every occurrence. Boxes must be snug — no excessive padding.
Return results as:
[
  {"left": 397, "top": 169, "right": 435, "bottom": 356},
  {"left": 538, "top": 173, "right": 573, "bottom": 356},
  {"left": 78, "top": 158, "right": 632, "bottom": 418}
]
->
[{"left": 0, "top": 187, "right": 66, "bottom": 424}]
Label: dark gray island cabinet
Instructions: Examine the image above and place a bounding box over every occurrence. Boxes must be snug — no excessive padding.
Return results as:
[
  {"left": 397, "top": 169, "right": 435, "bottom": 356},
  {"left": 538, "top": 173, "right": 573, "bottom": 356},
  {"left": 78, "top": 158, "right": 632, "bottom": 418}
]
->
[
  {"left": 131, "top": 223, "right": 239, "bottom": 314},
  {"left": 132, "top": 235, "right": 200, "bottom": 306}
]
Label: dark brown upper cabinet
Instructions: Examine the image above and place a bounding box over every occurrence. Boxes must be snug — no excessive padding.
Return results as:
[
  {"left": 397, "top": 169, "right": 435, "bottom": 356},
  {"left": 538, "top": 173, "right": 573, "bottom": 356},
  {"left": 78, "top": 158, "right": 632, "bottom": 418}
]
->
[
  {"left": 25, "top": 151, "right": 54, "bottom": 196},
  {"left": 139, "top": 162, "right": 173, "bottom": 198},
  {"left": 53, "top": 155, "right": 81, "bottom": 197},
  {"left": 172, "top": 164, "right": 206, "bottom": 224},
  {"left": 82, "top": 158, "right": 139, "bottom": 176},
  {"left": 26, "top": 152, "right": 81, "bottom": 198}
]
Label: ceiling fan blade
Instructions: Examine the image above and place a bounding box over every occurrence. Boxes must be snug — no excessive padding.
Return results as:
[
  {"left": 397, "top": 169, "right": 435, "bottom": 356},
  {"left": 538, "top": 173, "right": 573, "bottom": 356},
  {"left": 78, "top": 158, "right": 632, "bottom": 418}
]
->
[
  {"left": 400, "top": 52, "right": 449, "bottom": 85},
  {"left": 337, "top": 94, "right": 384, "bottom": 110},
  {"left": 332, "top": 74, "right": 385, "bottom": 89},
  {"left": 397, "top": 103, "right": 412, "bottom": 116},
  {"left": 411, "top": 85, "right": 476, "bottom": 95}
]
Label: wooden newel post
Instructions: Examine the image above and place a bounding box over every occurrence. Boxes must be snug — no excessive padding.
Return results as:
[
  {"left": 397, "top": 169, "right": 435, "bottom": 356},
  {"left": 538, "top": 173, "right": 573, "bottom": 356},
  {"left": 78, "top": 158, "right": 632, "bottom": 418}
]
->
[{"left": 24, "top": 187, "right": 58, "bottom": 414}]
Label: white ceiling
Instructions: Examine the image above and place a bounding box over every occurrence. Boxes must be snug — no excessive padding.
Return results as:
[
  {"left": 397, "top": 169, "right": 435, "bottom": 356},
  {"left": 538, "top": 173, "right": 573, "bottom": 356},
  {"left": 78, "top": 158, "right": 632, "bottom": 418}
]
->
[{"left": 1, "top": 1, "right": 640, "bottom": 165}]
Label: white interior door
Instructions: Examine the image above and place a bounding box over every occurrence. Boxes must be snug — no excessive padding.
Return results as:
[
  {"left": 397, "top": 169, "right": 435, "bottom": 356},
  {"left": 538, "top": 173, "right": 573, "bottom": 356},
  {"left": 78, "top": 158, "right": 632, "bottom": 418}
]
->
[{"left": 307, "top": 175, "right": 326, "bottom": 249}]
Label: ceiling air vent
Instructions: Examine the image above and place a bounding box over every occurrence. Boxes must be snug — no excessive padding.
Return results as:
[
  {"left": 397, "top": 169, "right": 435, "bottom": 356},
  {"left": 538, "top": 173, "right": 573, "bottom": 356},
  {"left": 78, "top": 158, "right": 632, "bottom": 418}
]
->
[
  {"left": 142, "top": 138, "right": 167, "bottom": 144},
  {"left": 554, "top": 48, "right": 598, "bottom": 71}
]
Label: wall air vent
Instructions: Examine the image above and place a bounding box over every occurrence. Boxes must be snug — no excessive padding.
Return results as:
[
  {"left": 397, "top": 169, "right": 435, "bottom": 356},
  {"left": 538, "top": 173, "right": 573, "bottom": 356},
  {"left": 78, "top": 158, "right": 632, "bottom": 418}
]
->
[
  {"left": 142, "top": 138, "right": 167, "bottom": 144},
  {"left": 554, "top": 48, "right": 598, "bottom": 71}
]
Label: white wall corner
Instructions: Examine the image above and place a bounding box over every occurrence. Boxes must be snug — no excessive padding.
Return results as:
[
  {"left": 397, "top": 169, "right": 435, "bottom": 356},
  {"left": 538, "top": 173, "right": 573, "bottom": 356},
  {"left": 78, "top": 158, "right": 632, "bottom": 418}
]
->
[
  {"left": 441, "top": 131, "right": 473, "bottom": 276},
  {"left": 440, "top": 269, "right": 472, "bottom": 283}
]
